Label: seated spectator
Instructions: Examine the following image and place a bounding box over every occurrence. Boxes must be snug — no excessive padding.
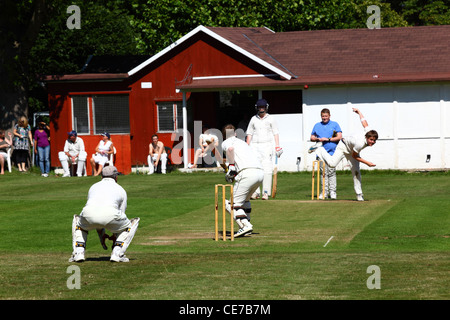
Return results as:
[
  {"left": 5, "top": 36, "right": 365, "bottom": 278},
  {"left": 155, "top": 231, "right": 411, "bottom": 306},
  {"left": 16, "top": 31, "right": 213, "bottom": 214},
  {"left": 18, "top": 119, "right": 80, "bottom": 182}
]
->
[
  {"left": 34, "top": 121, "right": 51, "bottom": 177},
  {"left": 90, "top": 132, "right": 114, "bottom": 176},
  {"left": 188, "top": 126, "right": 219, "bottom": 168},
  {"left": 0, "top": 130, "right": 13, "bottom": 175},
  {"left": 58, "top": 131, "right": 87, "bottom": 177},
  {"left": 147, "top": 134, "right": 167, "bottom": 174}
]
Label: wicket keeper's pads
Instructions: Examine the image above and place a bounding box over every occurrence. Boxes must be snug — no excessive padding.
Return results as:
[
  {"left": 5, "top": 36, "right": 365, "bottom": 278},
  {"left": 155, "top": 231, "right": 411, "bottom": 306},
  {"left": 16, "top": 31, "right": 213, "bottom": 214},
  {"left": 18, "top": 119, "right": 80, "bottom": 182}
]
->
[
  {"left": 72, "top": 214, "right": 88, "bottom": 251},
  {"left": 115, "top": 217, "right": 140, "bottom": 256}
]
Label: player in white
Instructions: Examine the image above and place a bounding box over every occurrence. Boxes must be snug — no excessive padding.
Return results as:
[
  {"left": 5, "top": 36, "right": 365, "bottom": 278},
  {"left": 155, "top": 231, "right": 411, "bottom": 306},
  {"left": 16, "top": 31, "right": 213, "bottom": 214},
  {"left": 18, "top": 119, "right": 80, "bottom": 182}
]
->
[
  {"left": 218, "top": 124, "right": 264, "bottom": 237},
  {"left": 58, "top": 130, "right": 87, "bottom": 177},
  {"left": 246, "top": 99, "right": 283, "bottom": 200},
  {"left": 310, "top": 108, "right": 378, "bottom": 201},
  {"left": 69, "top": 166, "right": 139, "bottom": 262}
]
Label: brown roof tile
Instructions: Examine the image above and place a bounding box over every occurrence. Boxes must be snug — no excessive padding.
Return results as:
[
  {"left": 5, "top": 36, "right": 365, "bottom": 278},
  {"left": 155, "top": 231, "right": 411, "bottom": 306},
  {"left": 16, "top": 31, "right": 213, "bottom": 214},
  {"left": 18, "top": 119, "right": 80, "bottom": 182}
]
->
[{"left": 204, "top": 25, "right": 450, "bottom": 85}]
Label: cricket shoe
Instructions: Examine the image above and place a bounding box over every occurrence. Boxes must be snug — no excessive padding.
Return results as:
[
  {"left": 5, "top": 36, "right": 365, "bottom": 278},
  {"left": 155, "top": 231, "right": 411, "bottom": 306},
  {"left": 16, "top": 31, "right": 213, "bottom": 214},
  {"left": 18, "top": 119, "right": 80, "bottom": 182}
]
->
[
  {"left": 234, "top": 225, "right": 253, "bottom": 238},
  {"left": 308, "top": 142, "right": 322, "bottom": 154},
  {"left": 250, "top": 192, "right": 260, "bottom": 200},
  {"left": 356, "top": 194, "right": 365, "bottom": 201},
  {"left": 68, "top": 248, "right": 85, "bottom": 263},
  {"left": 261, "top": 192, "right": 269, "bottom": 200},
  {"left": 110, "top": 246, "right": 130, "bottom": 262}
]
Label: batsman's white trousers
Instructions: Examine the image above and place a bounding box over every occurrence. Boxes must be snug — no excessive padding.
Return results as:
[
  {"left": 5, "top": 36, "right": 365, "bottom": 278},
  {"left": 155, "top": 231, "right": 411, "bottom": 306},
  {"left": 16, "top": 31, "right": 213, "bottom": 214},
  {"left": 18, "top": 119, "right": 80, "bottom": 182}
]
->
[
  {"left": 233, "top": 168, "right": 264, "bottom": 207},
  {"left": 250, "top": 142, "right": 273, "bottom": 195},
  {"left": 316, "top": 144, "right": 363, "bottom": 195},
  {"left": 78, "top": 205, "right": 131, "bottom": 233}
]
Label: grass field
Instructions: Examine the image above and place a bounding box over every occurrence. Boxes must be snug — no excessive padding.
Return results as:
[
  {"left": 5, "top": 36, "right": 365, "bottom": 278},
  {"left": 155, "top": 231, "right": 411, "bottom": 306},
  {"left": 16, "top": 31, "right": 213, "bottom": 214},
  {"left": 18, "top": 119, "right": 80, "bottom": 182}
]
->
[{"left": 0, "top": 168, "right": 449, "bottom": 302}]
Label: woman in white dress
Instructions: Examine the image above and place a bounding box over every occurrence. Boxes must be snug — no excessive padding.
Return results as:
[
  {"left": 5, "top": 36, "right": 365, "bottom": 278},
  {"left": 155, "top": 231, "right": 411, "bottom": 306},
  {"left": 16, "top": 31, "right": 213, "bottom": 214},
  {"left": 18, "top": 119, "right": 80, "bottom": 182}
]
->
[{"left": 90, "top": 132, "right": 114, "bottom": 176}]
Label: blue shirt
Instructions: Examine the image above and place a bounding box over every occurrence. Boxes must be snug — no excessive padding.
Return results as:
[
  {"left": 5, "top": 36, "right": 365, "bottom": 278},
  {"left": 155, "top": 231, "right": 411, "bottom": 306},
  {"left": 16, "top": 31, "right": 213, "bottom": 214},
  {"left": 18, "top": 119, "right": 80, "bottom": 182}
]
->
[{"left": 311, "top": 120, "right": 342, "bottom": 155}]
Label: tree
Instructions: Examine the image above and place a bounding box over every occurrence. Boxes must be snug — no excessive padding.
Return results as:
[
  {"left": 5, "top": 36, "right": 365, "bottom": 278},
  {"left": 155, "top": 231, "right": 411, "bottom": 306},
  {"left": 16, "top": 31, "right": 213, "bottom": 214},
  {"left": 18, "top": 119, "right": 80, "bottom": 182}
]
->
[
  {"left": 0, "top": 0, "right": 139, "bottom": 129},
  {"left": 2, "top": 0, "right": 444, "bottom": 128},
  {"left": 386, "top": 0, "right": 450, "bottom": 25},
  {"left": 0, "top": 0, "right": 50, "bottom": 129},
  {"left": 126, "top": 0, "right": 408, "bottom": 55}
]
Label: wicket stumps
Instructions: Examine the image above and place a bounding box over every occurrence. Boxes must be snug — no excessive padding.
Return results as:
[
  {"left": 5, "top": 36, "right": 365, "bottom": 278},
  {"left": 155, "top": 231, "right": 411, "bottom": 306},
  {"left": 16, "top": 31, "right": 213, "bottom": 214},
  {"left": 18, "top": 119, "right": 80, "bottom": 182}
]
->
[
  {"left": 214, "top": 184, "right": 234, "bottom": 241},
  {"left": 312, "top": 160, "right": 325, "bottom": 200}
]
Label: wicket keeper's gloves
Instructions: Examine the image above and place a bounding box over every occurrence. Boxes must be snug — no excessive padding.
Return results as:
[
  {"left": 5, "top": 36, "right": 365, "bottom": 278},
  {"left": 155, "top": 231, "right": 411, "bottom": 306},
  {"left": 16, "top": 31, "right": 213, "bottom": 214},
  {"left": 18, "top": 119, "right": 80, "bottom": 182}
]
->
[{"left": 225, "top": 164, "right": 237, "bottom": 183}]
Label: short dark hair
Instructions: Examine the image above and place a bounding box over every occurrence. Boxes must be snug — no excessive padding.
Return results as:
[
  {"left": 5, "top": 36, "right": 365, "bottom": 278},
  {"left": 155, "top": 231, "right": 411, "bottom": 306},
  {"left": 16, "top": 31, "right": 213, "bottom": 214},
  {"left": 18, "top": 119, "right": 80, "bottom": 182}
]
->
[
  {"left": 365, "top": 130, "right": 378, "bottom": 140},
  {"left": 222, "top": 124, "right": 235, "bottom": 140}
]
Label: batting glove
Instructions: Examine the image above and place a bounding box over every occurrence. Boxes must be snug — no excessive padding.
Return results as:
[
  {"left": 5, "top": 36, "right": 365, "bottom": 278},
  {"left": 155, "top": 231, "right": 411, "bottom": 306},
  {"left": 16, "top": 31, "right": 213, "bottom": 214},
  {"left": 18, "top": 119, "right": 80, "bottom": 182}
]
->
[
  {"left": 275, "top": 147, "right": 283, "bottom": 157},
  {"left": 225, "top": 164, "right": 237, "bottom": 183}
]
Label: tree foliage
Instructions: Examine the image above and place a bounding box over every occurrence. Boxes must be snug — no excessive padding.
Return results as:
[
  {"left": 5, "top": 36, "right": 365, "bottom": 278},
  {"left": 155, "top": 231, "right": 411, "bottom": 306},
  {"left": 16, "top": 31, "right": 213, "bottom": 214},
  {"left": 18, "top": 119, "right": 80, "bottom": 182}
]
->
[
  {"left": 0, "top": 0, "right": 448, "bottom": 121},
  {"left": 126, "top": 0, "right": 408, "bottom": 55}
]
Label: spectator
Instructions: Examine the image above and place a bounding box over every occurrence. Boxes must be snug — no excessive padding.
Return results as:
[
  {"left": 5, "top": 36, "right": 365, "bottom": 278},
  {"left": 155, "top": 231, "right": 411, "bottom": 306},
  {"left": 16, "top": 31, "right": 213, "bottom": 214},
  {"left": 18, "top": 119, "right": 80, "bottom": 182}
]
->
[
  {"left": 188, "top": 125, "right": 219, "bottom": 168},
  {"left": 34, "top": 121, "right": 51, "bottom": 177},
  {"left": 148, "top": 134, "right": 167, "bottom": 174},
  {"left": 0, "top": 130, "right": 13, "bottom": 174},
  {"left": 13, "top": 116, "right": 33, "bottom": 172},
  {"left": 90, "top": 132, "right": 114, "bottom": 176},
  {"left": 58, "top": 131, "right": 87, "bottom": 177}
]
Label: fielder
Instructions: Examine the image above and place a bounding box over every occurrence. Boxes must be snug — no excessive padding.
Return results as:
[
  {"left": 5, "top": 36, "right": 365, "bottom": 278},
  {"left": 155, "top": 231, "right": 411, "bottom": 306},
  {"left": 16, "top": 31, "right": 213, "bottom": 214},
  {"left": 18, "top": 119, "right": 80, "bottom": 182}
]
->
[
  {"left": 309, "top": 108, "right": 378, "bottom": 201},
  {"left": 69, "top": 166, "right": 139, "bottom": 262},
  {"left": 246, "top": 99, "right": 283, "bottom": 200},
  {"left": 58, "top": 131, "right": 87, "bottom": 177},
  {"left": 217, "top": 124, "right": 264, "bottom": 237}
]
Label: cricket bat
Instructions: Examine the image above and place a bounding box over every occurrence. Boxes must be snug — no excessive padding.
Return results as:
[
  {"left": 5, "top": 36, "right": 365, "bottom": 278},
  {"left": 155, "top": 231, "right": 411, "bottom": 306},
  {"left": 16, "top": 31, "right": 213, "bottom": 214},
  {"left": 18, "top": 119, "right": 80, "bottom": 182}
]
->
[{"left": 272, "top": 155, "right": 278, "bottom": 198}]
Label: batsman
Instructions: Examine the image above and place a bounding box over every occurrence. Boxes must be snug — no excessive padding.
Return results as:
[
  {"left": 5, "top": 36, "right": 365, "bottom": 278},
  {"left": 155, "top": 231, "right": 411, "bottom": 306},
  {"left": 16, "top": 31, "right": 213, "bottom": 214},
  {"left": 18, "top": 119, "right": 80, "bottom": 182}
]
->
[
  {"left": 216, "top": 124, "right": 264, "bottom": 237},
  {"left": 69, "top": 166, "right": 139, "bottom": 262}
]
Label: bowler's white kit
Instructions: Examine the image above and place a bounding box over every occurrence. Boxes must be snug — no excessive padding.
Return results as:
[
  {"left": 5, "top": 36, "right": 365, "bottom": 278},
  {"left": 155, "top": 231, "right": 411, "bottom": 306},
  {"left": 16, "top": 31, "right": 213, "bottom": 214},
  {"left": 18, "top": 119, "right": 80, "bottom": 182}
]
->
[{"left": 316, "top": 126, "right": 372, "bottom": 195}]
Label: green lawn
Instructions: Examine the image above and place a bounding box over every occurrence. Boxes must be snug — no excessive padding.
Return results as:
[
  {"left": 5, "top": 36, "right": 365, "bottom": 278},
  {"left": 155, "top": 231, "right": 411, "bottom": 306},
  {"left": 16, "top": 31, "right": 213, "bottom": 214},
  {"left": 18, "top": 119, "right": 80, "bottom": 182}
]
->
[{"left": 0, "top": 169, "right": 449, "bottom": 301}]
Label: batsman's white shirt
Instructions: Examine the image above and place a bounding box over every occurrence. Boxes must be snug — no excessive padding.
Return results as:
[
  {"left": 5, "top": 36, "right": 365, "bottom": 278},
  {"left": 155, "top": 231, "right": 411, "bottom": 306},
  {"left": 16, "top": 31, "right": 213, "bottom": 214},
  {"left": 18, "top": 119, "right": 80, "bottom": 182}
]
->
[
  {"left": 222, "top": 137, "right": 263, "bottom": 207},
  {"left": 222, "top": 136, "right": 262, "bottom": 172},
  {"left": 79, "top": 178, "right": 130, "bottom": 232},
  {"left": 246, "top": 114, "right": 279, "bottom": 144}
]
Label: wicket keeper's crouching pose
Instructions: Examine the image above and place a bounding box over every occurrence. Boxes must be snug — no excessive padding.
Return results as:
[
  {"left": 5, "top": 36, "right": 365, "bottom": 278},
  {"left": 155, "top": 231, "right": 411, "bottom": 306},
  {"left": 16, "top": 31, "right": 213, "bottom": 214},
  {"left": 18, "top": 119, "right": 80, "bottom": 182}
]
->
[
  {"left": 69, "top": 166, "right": 139, "bottom": 262},
  {"left": 309, "top": 108, "right": 378, "bottom": 201},
  {"left": 217, "top": 124, "right": 264, "bottom": 237}
]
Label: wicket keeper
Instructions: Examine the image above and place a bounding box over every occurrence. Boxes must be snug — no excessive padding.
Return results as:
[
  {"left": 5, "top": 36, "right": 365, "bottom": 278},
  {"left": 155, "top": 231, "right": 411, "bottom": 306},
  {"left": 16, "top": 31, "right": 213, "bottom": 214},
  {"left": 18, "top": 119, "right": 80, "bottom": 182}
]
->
[{"left": 69, "top": 166, "right": 139, "bottom": 262}]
